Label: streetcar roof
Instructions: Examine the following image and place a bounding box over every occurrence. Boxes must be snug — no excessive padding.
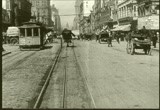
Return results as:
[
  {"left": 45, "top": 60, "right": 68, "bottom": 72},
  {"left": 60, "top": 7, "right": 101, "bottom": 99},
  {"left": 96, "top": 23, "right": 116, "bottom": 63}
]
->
[
  {"left": 19, "top": 25, "right": 41, "bottom": 28},
  {"left": 19, "top": 21, "right": 44, "bottom": 28}
]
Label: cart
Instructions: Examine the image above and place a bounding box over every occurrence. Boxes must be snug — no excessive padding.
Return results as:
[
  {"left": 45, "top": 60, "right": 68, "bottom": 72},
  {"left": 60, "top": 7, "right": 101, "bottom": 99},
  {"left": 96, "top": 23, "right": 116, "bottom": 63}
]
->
[
  {"left": 99, "top": 31, "right": 110, "bottom": 44},
  {"left": 126, "top": 33, "right": 152, "bottom": 55}
]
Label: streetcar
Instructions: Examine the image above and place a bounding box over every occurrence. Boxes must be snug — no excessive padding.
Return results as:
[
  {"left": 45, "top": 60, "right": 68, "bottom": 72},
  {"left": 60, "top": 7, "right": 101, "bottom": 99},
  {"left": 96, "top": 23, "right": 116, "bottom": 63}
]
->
[{"left": 19, "top": 21, "right": 46, "bottom": 50}]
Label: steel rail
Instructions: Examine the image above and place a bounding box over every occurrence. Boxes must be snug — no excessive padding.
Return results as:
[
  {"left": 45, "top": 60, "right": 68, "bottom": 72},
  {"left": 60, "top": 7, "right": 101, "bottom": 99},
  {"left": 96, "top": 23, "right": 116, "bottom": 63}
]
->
[
  {"left": 33, "top": 47, "right": 62, "bottom": 109},
  {"left": 62, "top": 46, "right": 68, "bottom": 108},
  {"left": 72, "top": 47, "right": 97, "bottom": 108},
  {"left": 2, "top": 51, "right": 31, "bottom": 65}
]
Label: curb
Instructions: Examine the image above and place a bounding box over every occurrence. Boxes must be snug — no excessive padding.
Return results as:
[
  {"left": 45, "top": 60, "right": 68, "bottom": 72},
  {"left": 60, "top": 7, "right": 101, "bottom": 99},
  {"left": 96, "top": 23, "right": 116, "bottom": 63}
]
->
[
  {"left": 2, "top": 51, "right": 11, "bottom": 56},
  {"left": 152, "top": 48, "right": 159, "bottom": 52}
]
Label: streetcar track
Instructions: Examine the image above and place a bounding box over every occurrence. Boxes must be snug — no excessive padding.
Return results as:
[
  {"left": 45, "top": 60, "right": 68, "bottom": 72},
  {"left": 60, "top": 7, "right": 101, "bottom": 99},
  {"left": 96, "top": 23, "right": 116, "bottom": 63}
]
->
[
  {"left": 2, "top": 51, "right": 37, "bottom": 75},
  {"left": 2, "top": 51, "right": 24, "bottom": 60},
  {"left": 2, "top": 51, "right": 33, "bottom": 65},
  {"left": 72, "top": 45, "right": 96, "bottom": 108},
  {"left": 62, "top": 46, "right": 68, "bottom": 108},
  {"left": 33, "top": 46, "right": 62, "bottom": 109},
  {"left": 33, "top": 42, "right": 96, "bottom": 108}
]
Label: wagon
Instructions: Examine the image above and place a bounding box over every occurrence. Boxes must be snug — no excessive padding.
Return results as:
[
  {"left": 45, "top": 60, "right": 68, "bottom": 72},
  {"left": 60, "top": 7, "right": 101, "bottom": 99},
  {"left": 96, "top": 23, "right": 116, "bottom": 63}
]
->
[
  {"left": 99, "top": 31, "right": 110, "bottom": 44},
  {"left": 126, "top": 33, "right": 152, "bottom": 55}
]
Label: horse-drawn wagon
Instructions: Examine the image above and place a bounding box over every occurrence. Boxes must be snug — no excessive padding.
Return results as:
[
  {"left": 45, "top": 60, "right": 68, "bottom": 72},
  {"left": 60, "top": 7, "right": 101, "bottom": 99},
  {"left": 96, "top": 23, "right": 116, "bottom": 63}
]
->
[{"left": 126, "top": 32, "right": 151, "bottom": 55}]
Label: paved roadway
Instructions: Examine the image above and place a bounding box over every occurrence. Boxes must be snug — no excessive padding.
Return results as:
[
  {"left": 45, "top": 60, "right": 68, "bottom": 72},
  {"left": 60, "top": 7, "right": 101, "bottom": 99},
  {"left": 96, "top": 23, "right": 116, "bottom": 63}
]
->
[
  {"left": 73, "top": 40, "right": 159, "bottom": 108},
  {"left": 2, "top": 40, "right": 159, "bottom": 109}
]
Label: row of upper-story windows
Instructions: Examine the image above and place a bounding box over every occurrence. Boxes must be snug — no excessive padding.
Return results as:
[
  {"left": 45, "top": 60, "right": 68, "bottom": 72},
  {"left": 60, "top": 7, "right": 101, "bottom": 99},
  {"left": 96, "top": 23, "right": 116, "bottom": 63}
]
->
[
  {"left": 31, "top": 0, "right": 48, "bottom": 7},
  {"left": 138, "top": 4, "right": 159, "bottom": 17},
  {"left": 118, "top": 5, "right": 138, "bottom": 18}
]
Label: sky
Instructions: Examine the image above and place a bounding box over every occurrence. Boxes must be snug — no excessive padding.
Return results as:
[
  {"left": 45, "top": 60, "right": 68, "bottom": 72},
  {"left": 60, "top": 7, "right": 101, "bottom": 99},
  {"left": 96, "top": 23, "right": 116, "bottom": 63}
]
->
[
  {"left": 2, "top": 0, "right": 6, "bottom": 9},
  {"left": 51, "top": 0, "right": 76, "bottom": 29}
]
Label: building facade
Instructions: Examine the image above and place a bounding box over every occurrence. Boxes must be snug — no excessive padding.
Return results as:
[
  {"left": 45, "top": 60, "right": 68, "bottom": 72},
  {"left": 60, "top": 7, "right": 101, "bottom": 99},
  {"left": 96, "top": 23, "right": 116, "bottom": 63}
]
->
[
  {"left": 29, "top": 0, "right": 52, "bottom": 27},
  {"left": 75, "top": 0, "right": 94, "bottom": 34},
  {"left": 137, "top": 0, "right": 159, "bottom": 30},
  {"left": 117, "top": 0, "right": 138, "bottom": 31},
  {"left": 73, "top": 0, "right": 83, "bottom": 30},
  {"left": 4, "top": 0, "right": 31, "bottom": 26},
  {"left": 51, "top": 4, "right": 61, "bottom": 33},
  {"left": 2, "top": 8, "right": 10, "bottom": 32}
]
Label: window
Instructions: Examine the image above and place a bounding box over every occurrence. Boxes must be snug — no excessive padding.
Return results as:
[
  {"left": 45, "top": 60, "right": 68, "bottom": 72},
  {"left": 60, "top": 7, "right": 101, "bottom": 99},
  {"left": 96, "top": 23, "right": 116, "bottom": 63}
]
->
[
  {"left": 33, "top": 28, "right": 39, "bottom": 36},
  {"left": 27, "top": 28, "right": 32, "bottom": 36},
  {"left": 134, "top": 6, "right": 136, "bottom": 12},
  {"left": 20, "top": 28, "right": 25, "bottom": 37}
]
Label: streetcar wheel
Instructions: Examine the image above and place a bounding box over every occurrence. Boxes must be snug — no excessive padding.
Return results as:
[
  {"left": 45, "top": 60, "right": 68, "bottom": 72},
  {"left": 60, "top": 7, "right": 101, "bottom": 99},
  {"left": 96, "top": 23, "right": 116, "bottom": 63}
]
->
[{"left": 10, "top": 38, "right": 18, "bottom": 45}]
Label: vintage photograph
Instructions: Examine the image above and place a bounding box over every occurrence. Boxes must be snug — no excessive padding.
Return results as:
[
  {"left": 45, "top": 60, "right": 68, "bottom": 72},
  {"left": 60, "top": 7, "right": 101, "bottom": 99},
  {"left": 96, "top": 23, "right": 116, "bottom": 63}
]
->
[{"left": 2, "top": 0, "right": 159, "bottom": 109}]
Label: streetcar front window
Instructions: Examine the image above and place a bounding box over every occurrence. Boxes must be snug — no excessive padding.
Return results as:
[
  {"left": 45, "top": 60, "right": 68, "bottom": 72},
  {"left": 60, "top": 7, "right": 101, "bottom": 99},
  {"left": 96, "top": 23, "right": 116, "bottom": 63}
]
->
[
  {"left": 27, "top": 28, "right": 32, "bottom": 36},
  {"left": 20, "top": 28, "right": 25, "bottom": 37},
  {"left": 33, "top": 28, "right": 39, "bottom": 36}
]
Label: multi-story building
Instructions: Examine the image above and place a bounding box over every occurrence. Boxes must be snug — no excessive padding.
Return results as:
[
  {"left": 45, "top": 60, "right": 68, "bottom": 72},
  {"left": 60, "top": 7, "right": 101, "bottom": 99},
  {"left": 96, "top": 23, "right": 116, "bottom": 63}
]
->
[
  {"left": 117, "top": 0, "right": 138, "bottom": 31},
  {"left": 51, "top": 4, "right": 61, "bottom": 33},
  {"left": 94, "top": 0, "right": 101, "bottom": 30},
  {"left": 4, "top": 0, "right": 31, "bottom": 26},
  {"left": 2, "top": 8, "right": 10, "bottom": 32},
  {"left": 29, "top": 0, "right": 52, "bottom": 27},
  {"left": 3, "top": 0, "right": 14, "bottom": 25},
  {"left": 73, "top": 0, "right": 83, "bottom": 30},
  {"left": 109, "top": 0, "right": 119, "bottom": 28},
  {"left": 137, "top": 0, "right": 159, "bottom": 30},
  {"left": 78, "top": 0, "right": 94, "bottom": 34}
]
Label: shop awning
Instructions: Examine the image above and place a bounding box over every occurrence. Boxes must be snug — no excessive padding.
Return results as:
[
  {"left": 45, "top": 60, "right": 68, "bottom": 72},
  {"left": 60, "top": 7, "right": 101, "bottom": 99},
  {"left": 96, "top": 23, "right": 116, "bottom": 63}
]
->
[{"left": 111, "top": 24, "right": 131, "bottom": 31}]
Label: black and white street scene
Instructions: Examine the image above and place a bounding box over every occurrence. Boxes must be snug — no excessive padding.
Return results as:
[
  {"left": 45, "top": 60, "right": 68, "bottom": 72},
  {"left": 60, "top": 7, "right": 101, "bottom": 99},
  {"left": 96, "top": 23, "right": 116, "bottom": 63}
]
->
[{"left": 2, "top": 0, "right": 159, "bottom": 109}]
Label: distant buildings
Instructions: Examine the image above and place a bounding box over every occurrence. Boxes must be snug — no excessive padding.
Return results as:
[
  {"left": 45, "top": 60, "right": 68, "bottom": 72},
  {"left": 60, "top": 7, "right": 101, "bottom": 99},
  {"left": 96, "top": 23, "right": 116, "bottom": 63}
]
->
[
  {"left": 2, "top": 8, "right": 10, "bottom": 32},
  {"left": 3, "top": 0, "right": 32, "bottom": 26},
  {"left": 74, "top": 0, "right": 94, "bottom": 34},
  {"left": 137, "top": 0, "right": 159, "bottom": 30},
  {"left": 75, "top": 0, "right": 159, "bottom": 34},
  {"left": 51, "top": 4, "right": 61, "bottom": 32},
  {"left": 29, "top": 0, "right": 53, "bottom": 27},
  {"left": 73, "top": 0, "right": 83, "bottom": 30}
]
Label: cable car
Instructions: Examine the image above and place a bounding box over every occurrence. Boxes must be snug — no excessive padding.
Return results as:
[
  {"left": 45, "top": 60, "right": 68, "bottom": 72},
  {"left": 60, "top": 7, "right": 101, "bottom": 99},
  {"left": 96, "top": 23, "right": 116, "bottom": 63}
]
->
[{"left": 19, "top": 21, "right": 46, "bottom": 50}]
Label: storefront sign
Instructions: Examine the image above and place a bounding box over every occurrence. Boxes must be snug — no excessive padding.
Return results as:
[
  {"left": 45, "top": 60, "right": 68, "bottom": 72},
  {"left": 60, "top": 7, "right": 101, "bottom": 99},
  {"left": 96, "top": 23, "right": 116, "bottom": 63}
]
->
[{"left": 138, "top": 15, "right": 159, "bottom": 30}]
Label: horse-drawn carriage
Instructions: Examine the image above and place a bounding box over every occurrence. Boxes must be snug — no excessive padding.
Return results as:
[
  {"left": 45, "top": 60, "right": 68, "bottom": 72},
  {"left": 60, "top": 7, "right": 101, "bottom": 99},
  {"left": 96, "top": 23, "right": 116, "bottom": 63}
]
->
[
  {"left": 99, "top": 31, "right": 112, "bottom": 46},
  {"left": 126, "top": 32, "right": 152, "bottom": 55}
]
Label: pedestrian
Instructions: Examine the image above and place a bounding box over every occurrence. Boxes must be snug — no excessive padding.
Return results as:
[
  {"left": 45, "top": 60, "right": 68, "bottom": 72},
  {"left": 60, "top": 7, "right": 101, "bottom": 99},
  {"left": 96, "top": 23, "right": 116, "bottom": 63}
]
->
[
  {"left": 62, "top": 28, "right": 75, "bottom": 47},
  {"left": 96, "top": 30, "right": 99, "bottom": 42},
  {"left": 116, "top": 32, "right": 120, "bottom": 44},
  {"left": 108, "top": 30, "right": 113, "bottom": 47},
  {"left": 152, "top": 31, "right": 157, "bottom": 48}
]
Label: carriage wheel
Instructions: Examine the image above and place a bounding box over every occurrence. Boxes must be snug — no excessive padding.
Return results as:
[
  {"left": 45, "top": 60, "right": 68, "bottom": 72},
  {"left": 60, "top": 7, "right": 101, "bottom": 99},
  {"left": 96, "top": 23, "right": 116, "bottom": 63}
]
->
[{"left": 10, "top": 38, "right": 18, "bottom": 45}]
